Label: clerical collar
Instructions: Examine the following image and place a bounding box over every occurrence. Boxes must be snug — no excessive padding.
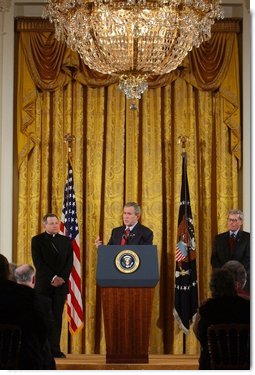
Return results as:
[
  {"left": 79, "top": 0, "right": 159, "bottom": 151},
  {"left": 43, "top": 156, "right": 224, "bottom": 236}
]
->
[{"left": 45, "top": 232, "right": 58, "bottom": 238}]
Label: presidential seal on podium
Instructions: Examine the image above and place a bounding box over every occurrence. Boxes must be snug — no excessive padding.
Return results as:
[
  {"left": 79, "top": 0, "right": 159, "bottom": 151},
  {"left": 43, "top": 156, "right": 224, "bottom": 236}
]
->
[{"left": 115, "top": 250, "right": 140, "bottom": 273}]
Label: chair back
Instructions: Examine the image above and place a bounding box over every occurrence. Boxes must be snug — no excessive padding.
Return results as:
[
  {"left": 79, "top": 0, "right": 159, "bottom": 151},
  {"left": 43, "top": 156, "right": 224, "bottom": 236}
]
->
[
  {"left": 0, "top": 324, "right": 22, "bottom": 369},
  {"left": 207, "top": 323, "right": 250, "bottom": 370}
]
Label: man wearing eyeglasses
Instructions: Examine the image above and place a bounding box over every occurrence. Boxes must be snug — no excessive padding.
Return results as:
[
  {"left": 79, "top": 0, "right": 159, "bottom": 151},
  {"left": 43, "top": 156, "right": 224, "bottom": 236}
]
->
[{"left": 211, "top": 209, "right": 250, "bottom": 292}]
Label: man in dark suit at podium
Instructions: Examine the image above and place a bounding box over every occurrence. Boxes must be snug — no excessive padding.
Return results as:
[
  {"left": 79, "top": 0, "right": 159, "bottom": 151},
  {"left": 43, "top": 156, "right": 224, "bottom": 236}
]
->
[
  {"left": 95, "top": 202, "right": 153, "bottom": 247},
  {"left": 211, "top": 209, "right": 250, "bottom": 292},
  {"left": 31, "top": 213, "right": 73, "bottom": 358}
]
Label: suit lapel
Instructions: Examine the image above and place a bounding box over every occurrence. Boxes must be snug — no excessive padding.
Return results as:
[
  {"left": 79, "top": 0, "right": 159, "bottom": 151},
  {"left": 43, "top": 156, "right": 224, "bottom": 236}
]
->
[
  {"left": 232, "top": 230, "right": 244, "bottom": 255},
  {"left": 118, "top": 226, "right": 126, "bottom": 245},
  {"left": 221, "top": 232, "right": 230, "bottom": 262},
  {"left": 43, "top": 233, "right": 60, "bottom": 257},
  {"left": 128, "top": 223, "right": 140, "bottom": 244}
]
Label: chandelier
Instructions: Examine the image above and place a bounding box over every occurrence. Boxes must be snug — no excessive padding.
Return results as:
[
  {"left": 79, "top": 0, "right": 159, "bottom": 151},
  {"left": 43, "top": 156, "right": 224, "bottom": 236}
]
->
[{"left": 43, "top": 0, "right": 224, "bottom": 101}]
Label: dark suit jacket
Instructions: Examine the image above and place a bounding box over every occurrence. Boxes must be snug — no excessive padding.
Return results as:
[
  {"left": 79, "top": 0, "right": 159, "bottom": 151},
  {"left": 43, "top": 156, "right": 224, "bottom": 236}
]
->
[
  {"left": 107, "top": 222, "right": 153, "bottom": 245},
  {"left": 31, "top": 232, "right": 73, "bottom": 295},
  {"left": 197, "top": 296, "right": 250, "bottom": 369},
  {"left": 0, "top": 280, "right": 49, "bottom": 369},
  {"left": 34, "top": 293, "right": 56, "bottom": 369},
  {"left": 211, "top": 230, "right": 250, "bottom": 291}
]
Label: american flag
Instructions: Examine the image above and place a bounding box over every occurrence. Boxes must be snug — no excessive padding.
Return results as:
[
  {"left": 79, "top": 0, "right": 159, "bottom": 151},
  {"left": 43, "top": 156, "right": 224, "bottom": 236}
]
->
[
  {"left": 173, "top": 153, "right": 198, "bottom": 335},
  {"left": 60, "top": 160, "right": 84, "bottom": 334}
]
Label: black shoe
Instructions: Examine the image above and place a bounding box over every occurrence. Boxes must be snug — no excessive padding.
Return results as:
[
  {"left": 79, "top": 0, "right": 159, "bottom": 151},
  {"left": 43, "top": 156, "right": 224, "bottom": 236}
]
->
[{"left": 54, "top": 352, "right": 66, "bottom": 358}]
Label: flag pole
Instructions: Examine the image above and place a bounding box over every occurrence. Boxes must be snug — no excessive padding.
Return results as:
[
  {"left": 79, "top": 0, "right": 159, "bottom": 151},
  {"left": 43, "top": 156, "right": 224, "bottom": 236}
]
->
[
  {"left": 178, "top": 135, "right": 189, "bottom": 355},
  {"left": 63, "top": 134, "right": 75, "bottom": 350},
  {"left": 62, "top": 133, "right": 84, "bottom": 338},
  {"left": 174, "top": 135, "right": 198, "bottom": 354}
]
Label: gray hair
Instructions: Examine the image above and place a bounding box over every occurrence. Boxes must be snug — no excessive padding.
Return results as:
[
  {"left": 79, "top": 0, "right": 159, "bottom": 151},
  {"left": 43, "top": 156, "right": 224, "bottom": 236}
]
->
[
  {"left": 209, "top": 269, "right": 236, "bottom": 298},
  {"left": 228, "top": 209, "right": 244, "bottom": 221},
  {"left": 14, "top": 264, "right": 35, "bottom": 283},
  {"left": 222, "top": 260, "right": 247, "bottom": 289},
  {"left": 124, "top": 202, "right": 141, "bottom": 215}
]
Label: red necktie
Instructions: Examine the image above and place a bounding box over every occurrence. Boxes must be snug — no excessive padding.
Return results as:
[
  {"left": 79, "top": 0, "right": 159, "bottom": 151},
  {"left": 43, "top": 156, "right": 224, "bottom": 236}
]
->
[
  {"left": 228, "top": 233, "right": 236, "bottom": 255},
  {"left": 121, "top": 228, "right": 130, "bottom": 245}
]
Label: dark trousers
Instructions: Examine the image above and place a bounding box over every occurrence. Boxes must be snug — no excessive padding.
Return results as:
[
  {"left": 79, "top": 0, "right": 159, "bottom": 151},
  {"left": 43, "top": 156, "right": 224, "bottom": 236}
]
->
[{"left": 49, "top": 293, "right": 66, "bottom": 354}]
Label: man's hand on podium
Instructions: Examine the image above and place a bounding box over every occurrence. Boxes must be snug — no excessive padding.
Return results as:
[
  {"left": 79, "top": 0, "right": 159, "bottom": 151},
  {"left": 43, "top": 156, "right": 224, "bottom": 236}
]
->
[{"left": 95, "top": 236, "right": 103, "bottom": 248}]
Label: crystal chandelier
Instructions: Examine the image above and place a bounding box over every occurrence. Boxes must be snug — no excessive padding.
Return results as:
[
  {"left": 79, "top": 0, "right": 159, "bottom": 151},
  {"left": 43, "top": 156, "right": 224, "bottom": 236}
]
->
[{"left": 43, "top": 0, "right": 224, "bottom": 100}]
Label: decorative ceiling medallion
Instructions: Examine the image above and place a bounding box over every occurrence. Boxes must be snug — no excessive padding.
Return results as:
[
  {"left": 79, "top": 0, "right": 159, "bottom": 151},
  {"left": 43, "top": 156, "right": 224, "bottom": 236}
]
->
[
  {"left": 0, "top": 0, "right": 11, "bottom": 12},
  {"left": 115, "top": 249, "right": 140, "bottom": 274}
]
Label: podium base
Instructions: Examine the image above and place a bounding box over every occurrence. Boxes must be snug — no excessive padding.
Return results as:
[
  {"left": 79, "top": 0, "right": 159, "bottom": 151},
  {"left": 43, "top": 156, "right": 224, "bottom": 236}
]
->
[{"left": 101, "top": 287, "right": 154, "bottom": 364}]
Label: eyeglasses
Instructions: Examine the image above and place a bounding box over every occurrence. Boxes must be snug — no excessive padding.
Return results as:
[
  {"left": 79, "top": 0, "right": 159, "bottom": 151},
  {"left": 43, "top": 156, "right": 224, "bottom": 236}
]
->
[{"left": 227, "top": 218, "right": 239, "bottom": 222}]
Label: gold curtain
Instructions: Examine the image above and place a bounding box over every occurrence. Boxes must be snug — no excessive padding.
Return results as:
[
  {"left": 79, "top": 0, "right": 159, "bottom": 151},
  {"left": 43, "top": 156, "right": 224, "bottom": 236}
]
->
[{"left": 15, "top": 17, "right": 242, "bottom": 355}]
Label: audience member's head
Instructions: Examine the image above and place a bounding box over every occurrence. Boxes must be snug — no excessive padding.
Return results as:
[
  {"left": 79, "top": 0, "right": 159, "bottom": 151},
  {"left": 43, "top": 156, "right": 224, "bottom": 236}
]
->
[
  {"left": 222, "top": 260, "right": 247, "bottom": 290},
  {"left": 209, "top": 268, "right": 236, "bottom": 298},
  {"left": 14, "top": 264, "right": 35, "bottom": 288},
  {"left": 0, "top": 253, "right": 10, "bottom": 281},
  {"left": 9, "top": 262, "right": 18, "bottom": 281}
]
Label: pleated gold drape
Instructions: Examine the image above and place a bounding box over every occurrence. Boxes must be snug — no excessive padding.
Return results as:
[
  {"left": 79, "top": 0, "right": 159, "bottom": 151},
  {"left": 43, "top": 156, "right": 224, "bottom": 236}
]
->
[{"left": 14, "top": 17, "right": 242, "bottom": 356}]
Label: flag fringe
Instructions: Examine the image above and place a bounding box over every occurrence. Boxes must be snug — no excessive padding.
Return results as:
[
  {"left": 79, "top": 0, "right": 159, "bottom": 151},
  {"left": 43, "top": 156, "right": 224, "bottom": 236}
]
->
[
  {"left": 66, "top": 301, "right": 84, "bottom": 334},
  {"left": 173, "top": 308, "right": 191, "bottom": 335},
  {"left": 69, "top": 324, "right": 84, "bottom": 336}
]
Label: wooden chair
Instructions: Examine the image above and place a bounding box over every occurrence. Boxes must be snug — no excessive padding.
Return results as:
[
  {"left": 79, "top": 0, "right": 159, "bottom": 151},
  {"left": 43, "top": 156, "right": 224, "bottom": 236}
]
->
[
  {"left": 207, "top": 323, "right": 250, "bottom": 370},
  {"left": 0, "top": 324, "right": 22, "bottom": 369}
]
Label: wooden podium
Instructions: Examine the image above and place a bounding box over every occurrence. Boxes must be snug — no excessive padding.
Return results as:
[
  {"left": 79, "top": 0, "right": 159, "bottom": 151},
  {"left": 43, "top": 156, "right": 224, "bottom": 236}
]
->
[{"left": 96, "top": 245, "right": 159, "bottom": 363}]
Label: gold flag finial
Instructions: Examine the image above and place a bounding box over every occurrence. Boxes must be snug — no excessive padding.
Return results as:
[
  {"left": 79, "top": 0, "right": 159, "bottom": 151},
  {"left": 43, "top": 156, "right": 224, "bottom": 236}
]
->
[
  {"left": 178, "top": 135, "right": 189, "bottom": 155},
  {"left": 64, "top": 134, "right": 76, "bottom": 156}
]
